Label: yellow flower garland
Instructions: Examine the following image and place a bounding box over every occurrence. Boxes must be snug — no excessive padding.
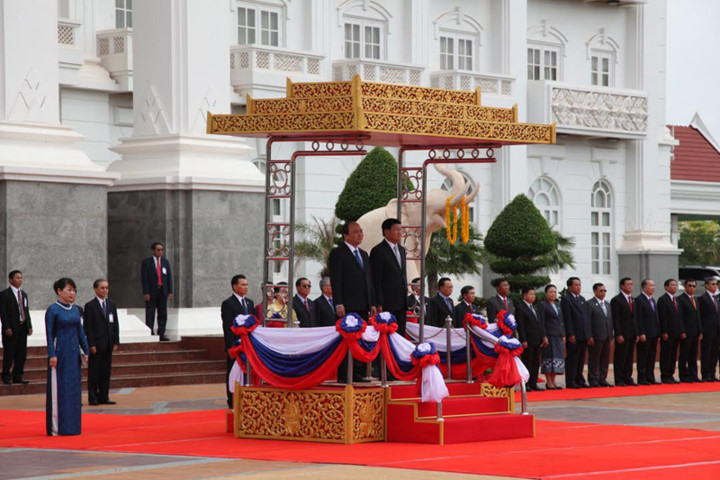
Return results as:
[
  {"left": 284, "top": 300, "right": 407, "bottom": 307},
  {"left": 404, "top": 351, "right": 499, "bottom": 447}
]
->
[
  {"left": 445, "top": 196, "right": 458, "bottom": 245},
  {"left": 446, "top": 195, "right": 470, "bottom": 245}
]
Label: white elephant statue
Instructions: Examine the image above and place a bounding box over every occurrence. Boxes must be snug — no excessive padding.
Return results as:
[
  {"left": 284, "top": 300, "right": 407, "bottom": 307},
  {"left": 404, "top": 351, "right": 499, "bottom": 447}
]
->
[{"left": 357, "top": 164, "right": 480, "bottom": 283}]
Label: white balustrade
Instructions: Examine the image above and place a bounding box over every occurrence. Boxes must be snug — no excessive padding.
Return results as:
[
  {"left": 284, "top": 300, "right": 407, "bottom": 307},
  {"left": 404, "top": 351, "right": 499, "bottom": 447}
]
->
[
  {"left": 332, "top": 59, "right": 423, "bottom": 86},
  {"left": 430, "top": 71, "right": 514, "bottom": 96}
]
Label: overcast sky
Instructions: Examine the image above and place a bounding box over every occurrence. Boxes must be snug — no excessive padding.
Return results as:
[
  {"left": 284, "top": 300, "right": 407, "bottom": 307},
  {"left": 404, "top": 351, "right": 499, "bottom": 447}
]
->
[{"left": 666, "top": 0, "right": 720, "bottom": 137}]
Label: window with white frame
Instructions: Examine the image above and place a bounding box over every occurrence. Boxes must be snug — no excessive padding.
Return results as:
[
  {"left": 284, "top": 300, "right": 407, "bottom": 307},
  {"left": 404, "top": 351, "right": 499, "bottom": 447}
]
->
[
  {"left": 590, "top": 180, "right": 612, "bottom": 275},
  {"left": 441, "top": 171, "right": 476, "bottom": 224},
  {"left": 238, "top": 5, "right": 280, "bottom": 46},
  {"left": 590, "top": 51, "right": 613, "bottom": 87},
  {"left": 440, "top": 34, "right": 474, "bottom": 71},
  {"left": 344, "top": 21, "right": 382, "bottom": 60},
  {"left": 528, "top": 177, "right": 560, "bottom": 228},
  {"left": 527, "top": 45, "right": 560, "bottom": 81},
  {"left": 115, "top": 0, "right": 132, "bottom": 29}
]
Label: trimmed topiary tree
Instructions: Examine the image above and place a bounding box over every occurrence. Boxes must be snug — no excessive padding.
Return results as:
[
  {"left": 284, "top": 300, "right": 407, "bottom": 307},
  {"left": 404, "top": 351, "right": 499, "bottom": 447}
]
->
[
  {"left": 484, "top": 194, "right": 555, "bottom": 295},
  {"left": 334, "top": 146, "right": 399, "bottom": 222}
]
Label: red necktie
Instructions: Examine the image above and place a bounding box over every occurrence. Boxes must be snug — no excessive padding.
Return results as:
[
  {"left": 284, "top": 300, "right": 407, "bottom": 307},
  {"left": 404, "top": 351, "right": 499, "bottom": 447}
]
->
[
  {"left": 304, "top": 298, "right": 309, "bottom": 311},
  {"left": 672, "top": 296, "right": 678, "bottom": 312},
  {"left": 628, "top": 296, "right": 633, "bottom": 313},
  {"left": 156, "top": 258, "right": 163, "bottom": 286},
  {"left": 502, "top": 297, "right": 508, "bottom": 311},
  {"left": 17, "top": 290, "right": 25, "bottom": 323}
]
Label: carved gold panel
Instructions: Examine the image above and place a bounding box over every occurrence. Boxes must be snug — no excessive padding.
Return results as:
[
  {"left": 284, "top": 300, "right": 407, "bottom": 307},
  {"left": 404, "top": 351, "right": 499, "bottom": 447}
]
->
[
  {"left": 234, "top": 385, "right": 384, "bottom": 444},
  {"left": 480, "top": 383, "right": 515, "bottom": 413}
]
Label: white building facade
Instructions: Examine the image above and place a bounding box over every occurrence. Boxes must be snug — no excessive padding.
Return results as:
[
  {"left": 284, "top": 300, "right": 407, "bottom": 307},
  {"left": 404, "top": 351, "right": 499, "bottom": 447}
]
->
[{"left": 0, "top": 0, "right": 678, "bottom": 335}]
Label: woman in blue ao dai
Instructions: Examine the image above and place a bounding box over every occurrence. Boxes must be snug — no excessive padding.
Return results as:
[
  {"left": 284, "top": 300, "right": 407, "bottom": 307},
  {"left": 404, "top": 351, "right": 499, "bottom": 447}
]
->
[{"left": 46, "top": 278, "right": 89, "bottom": 436}]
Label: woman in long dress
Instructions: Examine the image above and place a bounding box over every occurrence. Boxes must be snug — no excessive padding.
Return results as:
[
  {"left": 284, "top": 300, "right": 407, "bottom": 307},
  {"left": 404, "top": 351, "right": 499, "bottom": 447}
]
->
[
  {"left": 46, "top": 278, "right": 89, "bottom": 436},
  {"left": 537, "top": 284, "right": 566, "bottom": 390}
]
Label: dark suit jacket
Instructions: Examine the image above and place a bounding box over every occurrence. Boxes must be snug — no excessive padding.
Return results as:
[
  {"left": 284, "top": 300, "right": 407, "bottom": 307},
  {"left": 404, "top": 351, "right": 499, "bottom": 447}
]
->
[
  {"left": 677, "top": 293, "right": 702, "bottom": 337},
  {"left": 537, "top": 300, "right": 564, "bottom": 337},
  {"left": 293, "top": 295, "right": 317, "bottom": 328},
  {"left": 486, "top": 295, "right": 514, "bottom": 323},
  {"left": 220, "top": 295, "right": 254, "bottom": 351},
  {"left": 314, "top": 295, "right": 337, "bottom": 327},
  {"left": 610, "top": 293, "right": 635, "bottom": 340},
  {"left": 83, "top": 297, "right": 119, "bottom": 353},
  {"left": 516, "top": 301, "right": 545, "bottom": 346},
  {"left": 454, "top": 301, "right": 478, "bottom": 328},
  {"left": 0, "top": 287, "right": 32, "bottom": 334},
  {"left": 428, "top": 293, "right": 454, "bottom": 328},
  {"left": 370, "top": 240, "right": 407, "bottom": 311},
  {"left": 657, "top": 293, "right": 683, "bottom": 338},
  {"left": 697, "top": 291, "right": 719, "bottom": 338},
  {"left": 329, "top": 244, "right": 374, "bottom": 316},
  {"left": 141, "top": 256, "right": 173, "bottom": 297},
  {"left": 562, "top": 294, "right": 592, "bottom": 341},
  {"left": 587, "top": 297, "right": 613, "bottom": 341},
  {"left": 634, "top": 294, "right": 660, "bottom": 338}
]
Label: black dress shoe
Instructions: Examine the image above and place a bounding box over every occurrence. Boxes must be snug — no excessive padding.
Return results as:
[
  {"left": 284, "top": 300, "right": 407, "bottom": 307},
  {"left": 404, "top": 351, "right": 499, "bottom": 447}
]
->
[
  {"left": 615, "top": 382, "right": 626, "bottom": 387},
  {"left": 2, "top": 378, "right": 11, "bottom": 385},
  {"left": 589, "top": 382, "right": 600, "bottom": 388},
  {"left": 567, "top": 385, "right": 580, "bottom": 389},
  {"left": 599, "top": 381, "right": 613, "bottom": 387},
  {"left": 625, "top": 379, "right": 637, "bottom": 386},
  {"left": 100, "top": 400, "right": 117, "bottom": 405},
  {"left": 12, "top": 378, "right": 29, "bottom": 384},
  {"left": 160, "top": 336, "right": 171, "bottom": 342},
  {"left": 580, "top": 383, "right": 591, "bottom": 388},
  {"left": 638, "top": 380, "right": 650, "bottom": 386},
  {"left": 661, "top": 379, "right": 674, "bottom": 384},
  {"left": 672, "top": 378, "right": 680, "bottom": 384},
  {"left": 89, "top": 400, "right": 99, "bottom": 406}
]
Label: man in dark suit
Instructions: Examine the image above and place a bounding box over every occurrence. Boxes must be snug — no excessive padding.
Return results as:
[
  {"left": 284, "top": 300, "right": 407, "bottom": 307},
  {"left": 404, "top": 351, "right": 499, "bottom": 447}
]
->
[
  {"left": 0, "top": 270, "right": 32, "bottom": 385},
  {"left": 611, "top": 277, "right": 636, "bottom": 386},
  {"left": 697, "top": 276, "right": 720, "bottom": 382},
  {"left": 83, "top": 279, "right": 120, "bottom": 405},
  {"left": 516, "top": 287, "right": 547, "bottom": 391},
  {"left": 454, "top": 285, "right": 479, "bottom": 328},
  {"left": 635, "top": 279, "right": 661, "bottom": 385},
  {"left": 329, "top": 221, "right": 375, "bottom": 383},
  {"left": 562, "top": 277, "right": 592, "bottom": 389},
  {"left": 677, "top": 279, "right": 702, "bottom": 382},
  {"left": 657, "top": 278, "right": 683, "bottom": 384},
  {"left": 428, "top": 278, "right": 455, "bottom": 328},
  {"left": 141, "top": 242, "right": 173, "bottom": 341},
  {"left": 221, "top": 274, "right": 253, "bottom": 408},
  {"left": 314, "top": 277, "right": 337, "bottom": 327},
  {"left": 486, "top": 278, "right": 514, "bottom": 323},
  {"left": 370, "top": 218, "right": 408, "bottom": 336},
  {"left": 292, "top": 277, "right": 317, "bottom": 328},
  {"left": 587, "top": 283, "right": 613, "bottom": 387},
  {"left": 408, "top": 277, "right": 431, "bottom": 326}
]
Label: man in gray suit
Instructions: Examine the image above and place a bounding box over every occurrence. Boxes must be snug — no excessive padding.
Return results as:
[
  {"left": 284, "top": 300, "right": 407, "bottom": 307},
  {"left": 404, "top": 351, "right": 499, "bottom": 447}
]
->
[
  {"left": 486, "top": 278, "right": 514, "bottom": 323},
  {"left": 587, "top": 283, "right": 613, "bottom": 387}
]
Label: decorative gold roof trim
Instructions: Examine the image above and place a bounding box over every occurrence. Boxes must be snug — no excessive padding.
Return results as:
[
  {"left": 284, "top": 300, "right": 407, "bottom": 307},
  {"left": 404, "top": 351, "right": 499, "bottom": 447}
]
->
[{"left": 208, "top": 75, "right": 556, "bottom": 146}]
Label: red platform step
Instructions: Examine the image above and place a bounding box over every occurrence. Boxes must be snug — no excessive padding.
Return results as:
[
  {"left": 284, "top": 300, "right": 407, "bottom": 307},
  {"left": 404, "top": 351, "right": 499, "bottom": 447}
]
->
[{"left": 386, "top": 381, "right": 534, "bottom": 444}]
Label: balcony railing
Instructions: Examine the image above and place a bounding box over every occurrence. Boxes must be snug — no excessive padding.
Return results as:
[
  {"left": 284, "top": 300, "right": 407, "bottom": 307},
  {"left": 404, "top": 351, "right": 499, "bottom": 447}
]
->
[
  {"left": 430, "top": 71, "right": 514, "bottom": 96},
  {"left": 57, "top": 19, "right": 80, "bottom": 47},
  {"left": 528, "top": 81, "right": 648, "bottom": 138},
  {"left": 96, "top": 28, "right": 133, "bottom": 90},
  {"left": 230, "top": 45, "right": 323, "bottom": 77},
  {"left": 333, "top": 59, "right": 423, "bottom": 86}
]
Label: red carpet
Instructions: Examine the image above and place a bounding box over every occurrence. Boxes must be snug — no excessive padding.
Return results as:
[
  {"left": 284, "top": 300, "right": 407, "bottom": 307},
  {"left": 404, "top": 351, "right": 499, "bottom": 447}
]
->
[
  {"left": 517, "top": 379, "right": 720, "bottom": 402},
  {"left": 3, "top": 409, "right": 720, "bottom": 479}
]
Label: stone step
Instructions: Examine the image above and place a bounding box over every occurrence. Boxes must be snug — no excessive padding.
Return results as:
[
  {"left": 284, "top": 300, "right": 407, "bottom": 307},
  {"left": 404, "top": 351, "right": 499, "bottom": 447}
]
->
[
  {"left": 17, "top": 359, "right": 226, "bottom": 381},
  {"left": 21, "top": 349, "right": 211, "bottom": 369}
]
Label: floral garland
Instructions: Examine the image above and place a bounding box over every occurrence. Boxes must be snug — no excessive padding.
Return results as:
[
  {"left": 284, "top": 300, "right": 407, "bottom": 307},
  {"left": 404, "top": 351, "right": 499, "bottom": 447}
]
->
[{"left": 445, "top": 195, "right": 470, "bottom": 245}]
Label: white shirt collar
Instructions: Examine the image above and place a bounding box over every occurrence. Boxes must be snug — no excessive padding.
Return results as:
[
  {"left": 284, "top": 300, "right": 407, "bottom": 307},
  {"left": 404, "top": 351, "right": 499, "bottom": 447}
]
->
[
  {"left": 96, "top": 296, "right": 107, "bottom": 305},
  {"left": 623, "top": 292, "right": 632, "bottom": 300},
  {"left": 10, "top": 285, "right": 19, "bottom": 296},
  {"left": 594, "top": 297, "right": 605, "bottom": 304},
  {"left": 296, "top": 293, "right": 308, "bottom": 301},
  {"left": 233, "top": 293, "right": 246, "bottom": 303},
  {"left": 643, "top": 292, "right": 653, "bottom": 301},
  {"left": 666, "top": 292, "right": 676, "bottom": 299},
  {"left": 524, "top": 300, "right": 534, "bottom": 308},
  {"left": 323, "top": 294, "right": 332, "bottom": 301},
  {"left": 344, "top": 241, "right": 359, "bottom": 253},
  {"left": 385, "top": 238, "right": 398, "bottom": 248},
  {"left": 708, "top": 290, "right": 717, "bottom": 297}
]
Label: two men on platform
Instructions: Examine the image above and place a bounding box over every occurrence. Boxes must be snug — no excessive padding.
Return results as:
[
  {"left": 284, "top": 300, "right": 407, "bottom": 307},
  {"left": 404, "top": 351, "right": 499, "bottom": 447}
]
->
[
  {"left": 1, "top": 270, "right": 32, "bottom": 385},
  {"left": 141, "top": 242, "right": 173, "bottom": 341},
  {"left": 221, "top": 274, "right": 253, "bottom": 409},
  {"left": 83, "top": 279, "right": 120, "bottom": 405},
  {"left": 329, "top": 221, "right": 375, "bottom": 383}
]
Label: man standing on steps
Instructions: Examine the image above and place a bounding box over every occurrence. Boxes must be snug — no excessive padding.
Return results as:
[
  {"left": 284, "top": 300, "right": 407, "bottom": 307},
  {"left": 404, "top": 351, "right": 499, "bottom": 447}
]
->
[
  {"left": 0, "top": 270, "right": 32, "bottom": 385},
  {"left": 83, "top": 279, "right": 120, "bottom": 405},
  {"left": 141, "top": 242, "right": 173, "bottom": 341},
  {"left": 221, "top": 274, "right": 254, "bottom": 409}
]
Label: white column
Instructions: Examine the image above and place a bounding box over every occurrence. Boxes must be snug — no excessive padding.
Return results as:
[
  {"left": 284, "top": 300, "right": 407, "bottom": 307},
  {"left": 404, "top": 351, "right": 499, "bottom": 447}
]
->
[
  {"left": 109, "top": 0, "right": 263, "bottom": 191},
  {"left": 0, "top": 0, "right": 111, "bottom": 184}
]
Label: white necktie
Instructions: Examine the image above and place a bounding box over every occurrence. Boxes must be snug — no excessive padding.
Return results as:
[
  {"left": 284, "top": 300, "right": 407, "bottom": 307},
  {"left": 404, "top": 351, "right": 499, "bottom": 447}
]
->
[{"left": 392, "top": 244, "right": 401, "bottom": 266}]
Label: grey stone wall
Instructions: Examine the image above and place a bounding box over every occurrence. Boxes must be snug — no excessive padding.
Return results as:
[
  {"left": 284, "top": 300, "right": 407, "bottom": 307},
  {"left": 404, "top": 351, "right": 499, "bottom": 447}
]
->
[
  {"left": 108, "top": 189, "right": 264, "bottom": 308},
  {"left": 618, "top": 252, "right": 681, "bottom": 288},
  {"left": 0, "top": 181, "right": 108, "bottom": 308}
]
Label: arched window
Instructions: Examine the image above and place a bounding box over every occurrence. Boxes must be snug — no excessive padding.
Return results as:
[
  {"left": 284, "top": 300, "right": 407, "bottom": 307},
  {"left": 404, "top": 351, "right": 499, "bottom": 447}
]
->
[
  {"left": 338, "top": 0, "right": 391, "bottom": 60},
  {"left": 591, "top": 180, "right": 613, "bottom": 275},
  {"left": 586, "top": 29, "right": 620, "bottom": 87},
  {"left": 528, "top": 177, "right": 560, "bottom": 228},
  {"left": 434, "top": 10, "right": 484, "bottom": 72},
  {"left": 527, "top": 20, "right": 567, "bottom": 81},
  {"left": 441, "top": 171, "right": 476, "bottom": 224}
]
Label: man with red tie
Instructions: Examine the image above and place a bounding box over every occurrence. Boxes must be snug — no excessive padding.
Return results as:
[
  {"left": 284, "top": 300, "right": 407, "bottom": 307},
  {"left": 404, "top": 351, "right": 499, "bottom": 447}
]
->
[
  {"left": 486, "top": 278, "right": 515, "bottom": 324},
  {"left": 141, "top": 242, "right": 173, "bottom": 341},
  {"left": 292, "top": 277, "right": 317, "bottom": 328},
  {"left": 677, "top": 279, "right": 703, "bottom": 382},
  {"left": 611, "top": 277, "right": 636, "bottom": 386}
]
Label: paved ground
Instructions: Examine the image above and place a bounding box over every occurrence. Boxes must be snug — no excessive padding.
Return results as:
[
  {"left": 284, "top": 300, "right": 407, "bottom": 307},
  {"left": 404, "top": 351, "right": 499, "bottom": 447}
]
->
[{"left": 1, "top": 382, "right": 719, "bottom": 479}]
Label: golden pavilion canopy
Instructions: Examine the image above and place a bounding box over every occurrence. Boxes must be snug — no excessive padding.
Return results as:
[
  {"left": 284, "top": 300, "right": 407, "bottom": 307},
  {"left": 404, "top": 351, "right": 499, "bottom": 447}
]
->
[{"left": 207, "top": 75, "right": 555, "bottom": 147}]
